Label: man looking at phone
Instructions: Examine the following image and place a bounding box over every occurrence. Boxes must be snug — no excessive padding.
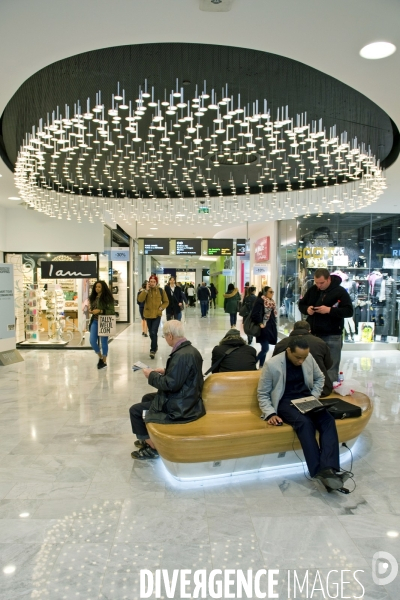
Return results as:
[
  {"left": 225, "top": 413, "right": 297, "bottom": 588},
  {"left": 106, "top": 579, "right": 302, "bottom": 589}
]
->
[{"left": 298, "top": 268, "right": 353, "bottom": 383}]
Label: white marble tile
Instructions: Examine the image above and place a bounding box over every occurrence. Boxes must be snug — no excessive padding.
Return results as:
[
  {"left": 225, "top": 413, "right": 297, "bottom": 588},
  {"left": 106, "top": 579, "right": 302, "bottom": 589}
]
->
[
  {"left": 1, "top": 315, "right": 400, "bottom": 598},
  {"left": 253, "top": 515, "right": 368, "bottom": 569},
  {"left": 0, "top": 543, "right": 63, "bottom": 600}
]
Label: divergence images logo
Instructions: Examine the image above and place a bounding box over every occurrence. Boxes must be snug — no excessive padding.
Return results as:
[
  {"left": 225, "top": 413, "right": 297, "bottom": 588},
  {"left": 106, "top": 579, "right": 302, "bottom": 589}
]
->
[{"left": 372, "top": 551, "right": 398, "bottom": 586}]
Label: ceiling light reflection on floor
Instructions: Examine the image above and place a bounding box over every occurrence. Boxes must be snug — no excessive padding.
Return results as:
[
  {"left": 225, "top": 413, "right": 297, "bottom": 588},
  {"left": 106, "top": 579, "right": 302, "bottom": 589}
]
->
[
  {"left": 3, "top": 565, "right": 16, "bottom": 575},
  {"left": 360, "top": 41, "right": 396, "bottom": 59}
]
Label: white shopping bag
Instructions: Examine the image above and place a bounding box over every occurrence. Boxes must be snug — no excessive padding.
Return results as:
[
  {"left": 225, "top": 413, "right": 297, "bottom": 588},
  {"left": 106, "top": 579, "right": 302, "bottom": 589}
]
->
[{"left": 98, "top": 315, "right": 117, "bottom": 337}]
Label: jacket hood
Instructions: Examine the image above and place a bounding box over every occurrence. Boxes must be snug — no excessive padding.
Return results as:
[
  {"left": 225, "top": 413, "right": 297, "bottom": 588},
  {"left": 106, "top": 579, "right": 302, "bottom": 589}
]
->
[
  {"left": 219, "top": 336, "right": 246, "bottom": 347},
  {"left": 223, "top": 288, "right": 239, "bottom": 298},
  {"left": 327, "top": 274, "right": 342, "bottom": 290},
  {"left": 289, "top": 328, "right": 311, "bottom": 337}
]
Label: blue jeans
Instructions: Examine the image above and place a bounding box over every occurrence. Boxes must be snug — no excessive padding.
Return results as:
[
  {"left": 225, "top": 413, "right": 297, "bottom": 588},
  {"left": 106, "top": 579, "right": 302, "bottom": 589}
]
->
[
  {"left": 146, "top": 317, "right": 161, "bottom": 352},
  {"left": 257, "top": 339, "right": 269, "bottom": 367},
  {"left": 200, "top": 301, "right": 208, "bottom": 317},
  {"left": 229, "top": 313, "right": 237, "bottom": 327},
  {"left": 90, "top": 320, "right": 109, "bottom": 356},
  {"left": 318, "top": 335, "right": 342, "bottom": 383}
]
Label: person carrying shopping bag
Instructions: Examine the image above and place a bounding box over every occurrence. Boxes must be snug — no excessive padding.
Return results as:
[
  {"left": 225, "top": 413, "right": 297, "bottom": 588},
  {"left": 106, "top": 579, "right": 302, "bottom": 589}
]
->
[{"left": 89, "top": 280, "right": 115, "bottom": 370}]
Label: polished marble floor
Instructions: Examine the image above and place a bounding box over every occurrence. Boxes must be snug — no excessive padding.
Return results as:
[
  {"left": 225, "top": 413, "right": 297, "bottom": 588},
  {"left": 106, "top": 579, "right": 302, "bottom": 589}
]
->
[{"left": 0, "top": 308, "right": 399, "bottom": 599}]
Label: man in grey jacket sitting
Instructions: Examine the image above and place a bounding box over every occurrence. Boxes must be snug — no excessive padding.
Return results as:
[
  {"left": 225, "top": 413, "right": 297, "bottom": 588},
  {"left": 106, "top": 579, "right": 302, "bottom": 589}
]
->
[{"left": 257, "top": 336, "right": 347, "bottom": 491}]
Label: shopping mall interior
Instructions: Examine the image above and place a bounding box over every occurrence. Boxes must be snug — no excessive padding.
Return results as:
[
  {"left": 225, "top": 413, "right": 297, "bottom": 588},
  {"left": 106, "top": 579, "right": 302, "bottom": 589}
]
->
[{"left": 0, "top": 1, "right": 400, "bottom": 598}]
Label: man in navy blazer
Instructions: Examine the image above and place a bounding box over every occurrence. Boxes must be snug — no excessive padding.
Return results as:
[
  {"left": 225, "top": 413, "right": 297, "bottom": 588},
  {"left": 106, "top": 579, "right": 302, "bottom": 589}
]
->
[{"left": 257, "top": 336, "right": 347, "bottom": 491}]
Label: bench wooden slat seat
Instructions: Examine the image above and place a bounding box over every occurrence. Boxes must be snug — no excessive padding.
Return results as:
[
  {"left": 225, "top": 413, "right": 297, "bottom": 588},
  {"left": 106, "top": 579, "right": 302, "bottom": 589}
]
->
[{"left": 147, "top": 371, "right": 372, "bottom": 477}]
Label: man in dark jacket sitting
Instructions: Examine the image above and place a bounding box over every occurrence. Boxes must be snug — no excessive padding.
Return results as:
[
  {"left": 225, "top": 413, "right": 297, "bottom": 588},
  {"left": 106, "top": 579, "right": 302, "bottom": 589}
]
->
[
  {"left": 129, "top": 320, "right": 205, "bottom": 460},
  {"left": 273, "top": 321, "right": 333, "bottom": 397},
  {"left": 210, "top": 328, "right": 257, "bottom": 373}
]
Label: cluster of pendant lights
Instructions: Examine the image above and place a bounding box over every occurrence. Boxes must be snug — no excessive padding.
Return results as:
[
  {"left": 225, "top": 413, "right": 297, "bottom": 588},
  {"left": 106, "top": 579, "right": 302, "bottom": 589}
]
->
[{"left": 14, "top": 81, "right": 386, "bottom": 226}]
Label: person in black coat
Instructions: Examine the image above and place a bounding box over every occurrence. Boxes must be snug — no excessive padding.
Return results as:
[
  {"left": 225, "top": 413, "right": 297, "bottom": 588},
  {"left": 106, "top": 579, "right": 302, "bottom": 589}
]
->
[
  {"left": 164, "top": 276, "right": 185, "bottom": 321},
  {"left": 242, "top": 286, "right": 257, "bottom": 344},
  {"left": 129, "top": 320, "right": 205, "bottom": 460},
  {"left": 210, "top": 328, "right": 257, "bottom": 373},
  {"left": 250, "top": 286, "right": 277, "bottom": 367},
  {"left": 298, "top": 268, "right": 353, "bottom": 383},
  {"left": 272, "top": 321, "right": 333, "bottom": 397}
]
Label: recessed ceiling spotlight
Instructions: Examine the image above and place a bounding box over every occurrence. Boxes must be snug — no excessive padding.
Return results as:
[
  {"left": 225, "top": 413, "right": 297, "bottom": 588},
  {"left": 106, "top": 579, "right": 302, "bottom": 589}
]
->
[
  {"left": 8, "top": 196, "right": 21, "bottom": 201},
  {"left": 360, "top": 41, "right": 396, "bottom": 60}
]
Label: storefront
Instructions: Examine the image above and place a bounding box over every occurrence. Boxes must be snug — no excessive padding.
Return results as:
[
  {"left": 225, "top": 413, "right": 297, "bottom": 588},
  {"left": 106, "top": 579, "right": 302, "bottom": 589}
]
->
[
  {"left": 278, "top": 213, "right": 400, "bottom": 346},
  {"left": 5, "top": 252, "right": 99, "bottom": 348}
]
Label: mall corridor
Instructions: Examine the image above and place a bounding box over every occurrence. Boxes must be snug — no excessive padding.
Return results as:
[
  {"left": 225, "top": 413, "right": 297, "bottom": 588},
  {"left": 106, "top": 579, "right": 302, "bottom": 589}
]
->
[{"left": 0, "top": 310, "right": 399, "bottom": 598}]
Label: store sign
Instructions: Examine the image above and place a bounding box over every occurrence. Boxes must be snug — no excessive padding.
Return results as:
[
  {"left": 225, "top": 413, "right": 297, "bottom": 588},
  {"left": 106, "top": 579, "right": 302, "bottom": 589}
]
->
[
  {"left": 0, "top": 265, "right": 15, "bottom": 341},
  {"left": 207, "top": 239, "right": 233, "bottom": 256},
  {"left": 202, "top": 269, "right": 210, "bottom": 277},
  {"left": 253, "top": 265, "right": 269, "bottom": 275},
  {"left": 176, "top": 239, "right": 201, "bottom": 255},
  {"left": 255, "top": 236, "right": 270, "bottom": 262},
  {"left": 296, "top": 246, "right": 348, "bottom": 267},
  {"left": 110, "top": 248, "right": 129, "bottom": 261},
  {"left": 41, "top": 261, "right": 97, "bottom": 279}
]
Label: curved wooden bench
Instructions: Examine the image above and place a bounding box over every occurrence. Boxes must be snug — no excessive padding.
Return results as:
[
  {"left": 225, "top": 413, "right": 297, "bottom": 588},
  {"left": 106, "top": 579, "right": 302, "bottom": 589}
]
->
[{"left": 147, "top": 371, "right": 372, "bottom": 479}]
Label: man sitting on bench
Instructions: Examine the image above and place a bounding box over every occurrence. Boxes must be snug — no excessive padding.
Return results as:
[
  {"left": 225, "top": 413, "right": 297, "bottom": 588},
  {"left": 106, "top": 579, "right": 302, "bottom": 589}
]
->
[
  {"left": 257, "top": 336, "right": 348, "bottom": 491},
  {"left": 129, "top": 320, "right": 205, "bottom": 460}
]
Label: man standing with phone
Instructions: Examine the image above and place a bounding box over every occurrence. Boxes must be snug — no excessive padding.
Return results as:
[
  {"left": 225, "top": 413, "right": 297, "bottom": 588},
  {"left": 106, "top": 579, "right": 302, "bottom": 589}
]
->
[
  {"left": 298, "top": 268, "right": 353, "bottom": 383},
  {"left": 137, "top": 275, "right": 169, "bottom": 359}
]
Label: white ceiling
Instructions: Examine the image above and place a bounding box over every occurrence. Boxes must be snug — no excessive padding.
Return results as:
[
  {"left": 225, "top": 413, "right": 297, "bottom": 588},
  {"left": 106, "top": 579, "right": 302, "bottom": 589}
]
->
[{"left": 0, "top": 0, "right": 399, "bottom": 238}]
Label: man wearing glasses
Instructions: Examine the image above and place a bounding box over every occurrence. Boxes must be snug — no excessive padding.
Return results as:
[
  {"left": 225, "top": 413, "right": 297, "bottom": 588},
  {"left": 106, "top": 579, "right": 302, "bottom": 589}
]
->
[{"left": 129, "top": 320, "right": 205, "bottom": 460}]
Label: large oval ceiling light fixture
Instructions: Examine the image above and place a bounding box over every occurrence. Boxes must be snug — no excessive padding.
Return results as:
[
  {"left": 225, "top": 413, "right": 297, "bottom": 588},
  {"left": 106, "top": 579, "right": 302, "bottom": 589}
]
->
[
  {"left": 14, "top": 81, "right": 387, "bottom": 226},
  {"left": 360, "top": 41, "right": 396, "bottom": 60}
]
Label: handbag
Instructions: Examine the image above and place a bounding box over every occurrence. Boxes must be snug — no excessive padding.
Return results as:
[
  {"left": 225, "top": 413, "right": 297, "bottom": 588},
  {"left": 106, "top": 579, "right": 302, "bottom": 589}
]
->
[
  {"left": 243, "top": 313, "right": 261, "bottom": 337},
  {"left": 239, "top": 303, "right": 250, "bottom": 318},
  {"left": 98, "top": 314, "right": 117, "bottom": 337}
]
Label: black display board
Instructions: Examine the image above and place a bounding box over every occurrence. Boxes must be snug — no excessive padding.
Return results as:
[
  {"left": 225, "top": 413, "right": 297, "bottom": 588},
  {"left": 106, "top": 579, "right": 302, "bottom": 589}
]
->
[
  {"left": 236, "top": 239, "right": 247, "bottom": 256},
  {"left": 144, "top": 239, "right": 169, "bottom": 255},
  {"left": 176, "top": 239, "right": 201, "bottom": 256},
  {"left": 41, "top": 261, "right": 97, "bottom": 279},
  {"left": 207, "top": 239, "right": 233, "bottom": 256}
]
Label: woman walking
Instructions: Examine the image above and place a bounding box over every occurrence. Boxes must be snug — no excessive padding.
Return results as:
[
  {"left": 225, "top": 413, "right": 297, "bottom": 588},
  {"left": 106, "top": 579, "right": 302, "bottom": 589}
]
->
[
  {"left": 209, "top": 283, "right": 218, "bottom": 309},
  {"left": 242, "top": 286, "right": 257, "bottom": 344},
  {"left": 89, "top": 280, "right": 115, "bottom": 369},
  {"left": 137, "top": 281, "right": 148, "bottom": 337},
  {"left": 250, "top": 286, "right": 277, "bottom": 367},
  {"left": 223, "top": 283, "right": 241, "bottom": 328},
  {"left": 164, "top": 276, "right": 185, "bottom": 321}
]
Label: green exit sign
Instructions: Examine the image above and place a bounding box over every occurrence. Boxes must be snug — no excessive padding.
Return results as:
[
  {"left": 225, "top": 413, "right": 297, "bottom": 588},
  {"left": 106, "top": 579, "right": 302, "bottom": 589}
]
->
[{"left": 198, "top": 206, "right": 210, "bottom": 214}]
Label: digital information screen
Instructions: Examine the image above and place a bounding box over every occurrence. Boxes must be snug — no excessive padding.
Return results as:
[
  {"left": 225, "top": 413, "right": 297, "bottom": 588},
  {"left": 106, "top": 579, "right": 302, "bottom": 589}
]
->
[
  {"left": 176, "top": 239, "right": 202, "bottom": 256},
  {"left": 236, "top": 239, "right": 247, "bottom": 256},
  {"left": 207, "top": 239, "right": 233, "bottom": 256},
  {"left": 143, "top": 239, "right": 169, "bottom": 255}
]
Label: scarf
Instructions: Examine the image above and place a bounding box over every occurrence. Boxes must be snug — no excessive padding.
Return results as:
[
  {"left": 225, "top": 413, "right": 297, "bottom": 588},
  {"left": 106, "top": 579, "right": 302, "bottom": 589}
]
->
[{"left": 262, "top": 296, "right": 277, "bottom": 325}]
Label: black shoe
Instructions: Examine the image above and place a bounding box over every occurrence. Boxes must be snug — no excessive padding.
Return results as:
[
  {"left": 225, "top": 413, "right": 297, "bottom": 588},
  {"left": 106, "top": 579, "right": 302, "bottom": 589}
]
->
[
  {"left": 131, "top": 445, "right": 159, "bottom": 460},
  {"left": 314, "top": 468, "right": 343, "bottom": 490},
  {"left": 134, "top": 440, "right": 146, "bottom": 449},
  {"left": 150, "top": 351, "right": 155, "bottom": 359},
  {"left": 144, "top": 333, "right": 148, "bottom": 337},
  {"left": 98, "top": 360, "right": 107, "bottom": 370},
  {"left": 97, "top": 358, "right": 103, "bottom": 368}
]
